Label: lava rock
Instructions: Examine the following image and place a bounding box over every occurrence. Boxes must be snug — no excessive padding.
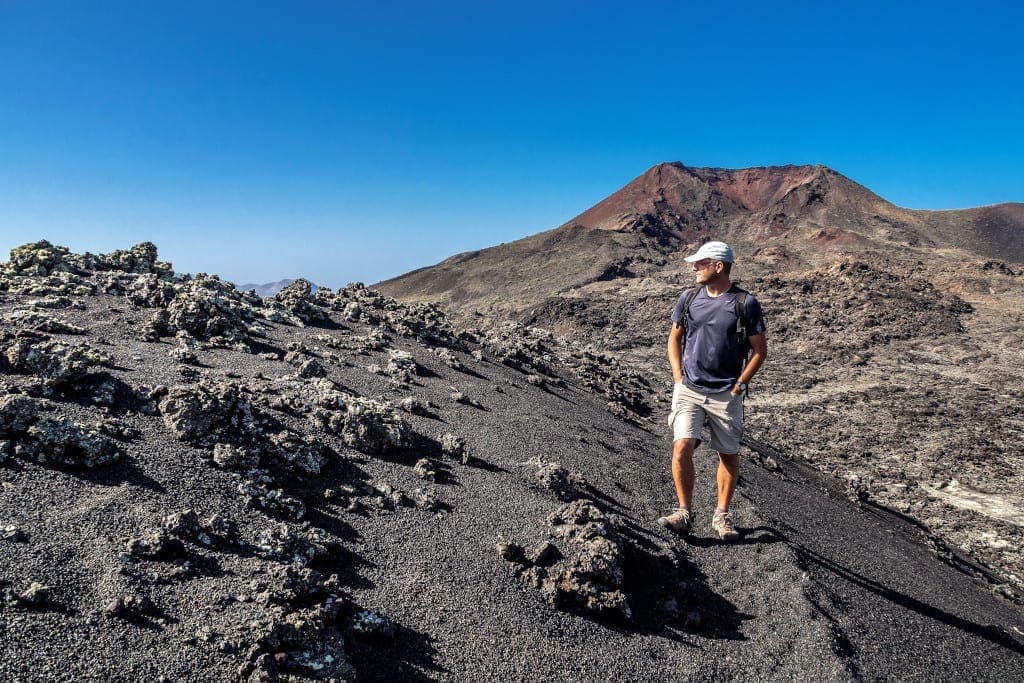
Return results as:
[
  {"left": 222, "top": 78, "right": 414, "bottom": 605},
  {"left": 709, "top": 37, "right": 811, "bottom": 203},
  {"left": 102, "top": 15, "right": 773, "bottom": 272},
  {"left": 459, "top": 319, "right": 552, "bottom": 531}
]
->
[
  {"left": 349, "top": 608, "right": 396, "bottom": 640},
  {"left": 159, "top": 381, "right": 257, "bottom": 448},
  {"left": 1, "top": 335, "right": 109, "bottom": 387},
  {"left": 9, "top": 581, "right": 51, "bottom": 607},
  {"left": 535, "top": 462, "right": 587, "bottom": 501},
  {"left": 254, "top": 524, "right": 328, "bottom": 565},
  {"left": 105, "top": 594, "right": 154, "bottom": 619},
  {"left": 413, "top": 458, "right": 436, "bottom": 480},
  {"left": 27, "top": 417, "right": 121, "bottom": 468}
]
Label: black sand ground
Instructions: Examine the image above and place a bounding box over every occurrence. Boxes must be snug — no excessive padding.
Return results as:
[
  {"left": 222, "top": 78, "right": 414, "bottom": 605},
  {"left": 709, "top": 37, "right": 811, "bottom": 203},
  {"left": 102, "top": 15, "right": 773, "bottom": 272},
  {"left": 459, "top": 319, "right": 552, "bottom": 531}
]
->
[{"left": 1, "top": 259, "right": 1022, "bottom": 681}]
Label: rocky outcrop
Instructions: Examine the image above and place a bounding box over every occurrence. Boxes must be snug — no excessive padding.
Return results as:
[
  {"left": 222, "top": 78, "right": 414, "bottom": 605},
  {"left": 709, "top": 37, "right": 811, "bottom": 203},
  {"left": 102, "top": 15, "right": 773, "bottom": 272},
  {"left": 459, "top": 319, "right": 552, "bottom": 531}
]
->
[
  {"left": 499, "top": 498, "right": 631, "bottom": 621},
  {"left": 1, "top": 334, "right": 109, "bottom": 388},
  {"left": 0, "top": 394, "right": 121, "bottom": 468}
]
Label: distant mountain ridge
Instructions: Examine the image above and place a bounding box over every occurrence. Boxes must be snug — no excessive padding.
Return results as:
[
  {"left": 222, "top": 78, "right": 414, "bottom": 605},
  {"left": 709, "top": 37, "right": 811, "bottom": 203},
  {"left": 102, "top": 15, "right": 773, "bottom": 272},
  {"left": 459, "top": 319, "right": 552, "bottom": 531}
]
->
[
  {"left": 237, "top": 278, "right": 319, "bottom": 298},
  {"left": 564, "top": 162, "right": 1023, "bottom": 256},
  {"left": 377, "top": 162, "right": 1023, "bottom": 318}
]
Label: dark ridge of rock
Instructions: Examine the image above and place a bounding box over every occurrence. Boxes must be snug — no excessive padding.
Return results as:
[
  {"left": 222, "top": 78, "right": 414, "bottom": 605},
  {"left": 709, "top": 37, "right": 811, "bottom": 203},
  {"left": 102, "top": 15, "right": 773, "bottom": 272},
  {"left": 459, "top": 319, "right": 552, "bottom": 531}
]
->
[
  {"left": 254, "top": 523, "right": 329, "bottom": 566},
  {"left": 0, "top": 394, "right": 39, "bottom": 435},
  {"left": 480, "top": 322, "right": 652, "bottom": 417},
  {"left": 0, "top": 394, "right": 121, "bottom": 468},
  {"left": 314, "top": 394, "right": 411, "bottom": 455},
  {"left": 239, "top": 474, "right": 308, "bottom": 519},
  {"left": 27, "top": 417, "right": 122, "bottom": 468},
  {"left": 165, "top": 274, "right": 261, "bottom": 346},
  {"left": 3, "top": 310, "right": 86, "bottom": 335},
  {"left": 1, "top": 240, "right": 172, "bottom": 278},
  {"left": 239, "top": 603, "right": 355, "bottom": 681}
]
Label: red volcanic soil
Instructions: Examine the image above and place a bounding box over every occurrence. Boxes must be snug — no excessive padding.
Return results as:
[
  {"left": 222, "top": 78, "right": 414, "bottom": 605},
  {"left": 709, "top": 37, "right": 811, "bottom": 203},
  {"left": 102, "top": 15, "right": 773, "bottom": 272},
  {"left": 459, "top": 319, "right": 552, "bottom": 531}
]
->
[
  {"left": 808, "top": 226, "right": 873, "bottom": 247},
  {"left": 563, "top": 163, "right": 831, "bottom": 234},
  {"left": 689, "top": 165, "right": 823, "bottom": 211}
]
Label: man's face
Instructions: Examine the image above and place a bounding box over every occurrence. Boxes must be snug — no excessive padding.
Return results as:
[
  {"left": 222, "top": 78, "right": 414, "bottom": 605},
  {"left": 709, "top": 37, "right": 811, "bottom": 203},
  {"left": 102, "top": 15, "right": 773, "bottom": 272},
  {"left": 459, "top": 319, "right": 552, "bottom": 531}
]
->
[{"left": 692, "top": 258, "right": 717, "bottom": 283}]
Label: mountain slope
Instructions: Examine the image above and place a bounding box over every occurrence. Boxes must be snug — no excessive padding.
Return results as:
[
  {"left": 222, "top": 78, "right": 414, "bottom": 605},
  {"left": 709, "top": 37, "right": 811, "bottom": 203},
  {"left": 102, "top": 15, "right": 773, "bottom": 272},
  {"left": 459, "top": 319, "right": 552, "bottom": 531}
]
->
[
  {"left": 2, "top": 242, "right": 1023, "bottom": 679},
  {"left": 376, "top": 163, "right": 1024, "bottom": 605},
  {"left": 378, "top": 162, "right": 1023, "bottom": 316}
]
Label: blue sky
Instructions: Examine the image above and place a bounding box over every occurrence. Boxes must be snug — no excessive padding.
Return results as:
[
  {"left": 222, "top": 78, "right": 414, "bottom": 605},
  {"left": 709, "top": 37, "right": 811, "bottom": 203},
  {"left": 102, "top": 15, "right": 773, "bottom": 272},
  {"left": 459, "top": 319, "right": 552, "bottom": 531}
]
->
[{"left": 1, "top": 1, "right": 1021, "bottom": 286}]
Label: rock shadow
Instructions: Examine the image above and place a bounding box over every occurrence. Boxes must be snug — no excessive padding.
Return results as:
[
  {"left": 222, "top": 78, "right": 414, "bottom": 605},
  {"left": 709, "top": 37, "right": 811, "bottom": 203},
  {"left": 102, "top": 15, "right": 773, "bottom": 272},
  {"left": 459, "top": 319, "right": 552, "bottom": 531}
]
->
[
  {"left": 109, "top": 602, "right": 177, "bottom": 631},
  {"left": 614, "top": 521, "right": 754, "bottom": 641},
  {"left": 301, "top": 504, "right": 360, "bottom": 546},
  {"left": 310, "top": 317, "right": 346, "bottom": 332},
  {"left": 57, "top": 372, "right": 137, "bottom": 413},
  {"left": 345, "top": 621, "right": 446, "bottom": 682},
  {"left": 316, "top": 544, "right": 375, "bottom": 592},
  {"left": 787, "top": 537, "right": 1024, "bottom": 655},
  {"left": 412, "top": 433, "right": 506, "bottom": 476},
  {"left": 684, "top": 525, "right": 785, "bottom": 549},
  {"left": 86, "top": 457, "right": 166, "bottom": 492},
  {"left": 246, "top": 338, "right": 287, "bottom": 359},
  {"left": 452, "top": 365, "right": 488, "bottom": 381}
]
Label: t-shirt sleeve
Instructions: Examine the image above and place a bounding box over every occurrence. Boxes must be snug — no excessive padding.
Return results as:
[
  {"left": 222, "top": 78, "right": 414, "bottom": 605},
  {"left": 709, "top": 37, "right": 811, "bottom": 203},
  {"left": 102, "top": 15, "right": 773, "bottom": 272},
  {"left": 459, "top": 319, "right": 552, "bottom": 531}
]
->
[
  {"left": 670, "top": 289, "right": 692, "bottom": 325},
  {"left": 744, "top": 294, "right": 767, "bottom": 334}
]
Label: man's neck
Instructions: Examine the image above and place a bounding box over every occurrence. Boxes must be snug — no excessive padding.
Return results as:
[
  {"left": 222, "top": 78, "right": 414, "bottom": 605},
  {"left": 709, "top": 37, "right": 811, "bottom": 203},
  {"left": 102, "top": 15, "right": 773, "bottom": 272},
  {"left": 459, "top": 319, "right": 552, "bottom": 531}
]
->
[{"left": 704, "top": 276, "right": 732, "bottom": 297}]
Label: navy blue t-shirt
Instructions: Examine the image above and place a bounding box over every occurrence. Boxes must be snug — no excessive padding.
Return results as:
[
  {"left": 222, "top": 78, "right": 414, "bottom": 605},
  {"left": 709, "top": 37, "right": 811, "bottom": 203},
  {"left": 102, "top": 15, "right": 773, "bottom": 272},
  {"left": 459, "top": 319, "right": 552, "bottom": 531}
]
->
[{"left": 671, "top": 286, "right": 766, "bottom": 394}]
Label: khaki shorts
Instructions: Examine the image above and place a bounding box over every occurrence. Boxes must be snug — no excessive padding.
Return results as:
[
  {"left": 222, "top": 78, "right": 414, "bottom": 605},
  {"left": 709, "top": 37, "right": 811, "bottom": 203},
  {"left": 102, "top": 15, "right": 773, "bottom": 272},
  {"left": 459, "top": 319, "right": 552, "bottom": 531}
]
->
[{"left": 667, "top": 382, "right": 744, "bottom": 454}]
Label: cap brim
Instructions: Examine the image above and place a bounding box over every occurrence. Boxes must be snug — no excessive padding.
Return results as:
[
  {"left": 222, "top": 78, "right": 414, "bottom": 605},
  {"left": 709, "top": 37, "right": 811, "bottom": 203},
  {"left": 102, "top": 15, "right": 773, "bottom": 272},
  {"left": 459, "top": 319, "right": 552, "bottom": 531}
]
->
[{"left": 682, "top": 254, "right": 702, "bottom": 262}]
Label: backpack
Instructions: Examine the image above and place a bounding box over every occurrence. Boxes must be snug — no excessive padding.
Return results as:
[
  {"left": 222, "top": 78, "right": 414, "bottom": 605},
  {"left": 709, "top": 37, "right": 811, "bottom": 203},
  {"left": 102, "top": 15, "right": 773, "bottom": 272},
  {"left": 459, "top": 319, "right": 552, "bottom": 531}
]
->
[{"left": 680, "top": 284, "right": 752, "bottom": 365}]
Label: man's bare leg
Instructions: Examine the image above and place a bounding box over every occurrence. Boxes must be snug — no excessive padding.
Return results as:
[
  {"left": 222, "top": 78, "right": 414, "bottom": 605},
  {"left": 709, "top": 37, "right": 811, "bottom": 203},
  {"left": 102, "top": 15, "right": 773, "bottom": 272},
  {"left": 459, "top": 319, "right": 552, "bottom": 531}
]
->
[
  {"left": 716, "top": 451, "right": 740, "bottom": 512},
  {"left": 672, "top": 438, "right": 698, "bottom": 509}
]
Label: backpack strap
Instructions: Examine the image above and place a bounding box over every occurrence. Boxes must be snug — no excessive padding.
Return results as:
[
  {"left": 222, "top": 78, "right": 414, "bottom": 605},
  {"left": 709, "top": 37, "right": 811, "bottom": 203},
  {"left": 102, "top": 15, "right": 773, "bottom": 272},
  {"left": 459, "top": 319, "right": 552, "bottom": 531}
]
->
[
  {"left": 679, "top": 286, "right": 703, "bottom": 358},
  {"left": 732, "top": 286, "right": 749, "bottom": 345},
  {"left": 682, "top": 286, "right": 703, "bottom": 327},
  {"left": 731, "top": 287, "right": 753, "bottom": 394}
]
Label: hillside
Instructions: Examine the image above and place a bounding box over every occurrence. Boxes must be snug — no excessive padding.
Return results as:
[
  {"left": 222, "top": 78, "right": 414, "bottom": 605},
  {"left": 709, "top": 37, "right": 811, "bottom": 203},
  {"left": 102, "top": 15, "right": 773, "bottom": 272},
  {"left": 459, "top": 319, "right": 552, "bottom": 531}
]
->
[
  {"left": 379, "top": 163, "right": 1023, "bottom": 316},
  {"left": 1, "top": 241, "right": 1022, "bottom": 679},
  {"left": 376, "top": 163, "right": 1024, "bottom": 601}
]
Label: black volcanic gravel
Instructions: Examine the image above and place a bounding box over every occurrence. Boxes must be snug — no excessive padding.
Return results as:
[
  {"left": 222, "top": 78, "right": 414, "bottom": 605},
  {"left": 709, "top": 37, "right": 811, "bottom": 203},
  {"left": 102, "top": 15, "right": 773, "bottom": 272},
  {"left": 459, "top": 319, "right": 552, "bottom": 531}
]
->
[{"left": 0, "top": 243, "right": 1022, "bottom": 681}]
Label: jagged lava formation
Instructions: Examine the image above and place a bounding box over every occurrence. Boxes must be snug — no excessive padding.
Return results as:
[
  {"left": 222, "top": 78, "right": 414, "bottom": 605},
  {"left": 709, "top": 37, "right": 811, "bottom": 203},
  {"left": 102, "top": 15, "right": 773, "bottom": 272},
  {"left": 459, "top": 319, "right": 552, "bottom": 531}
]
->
[{"left": 1, "top": 240, "right": 1023, "bottom": 681}]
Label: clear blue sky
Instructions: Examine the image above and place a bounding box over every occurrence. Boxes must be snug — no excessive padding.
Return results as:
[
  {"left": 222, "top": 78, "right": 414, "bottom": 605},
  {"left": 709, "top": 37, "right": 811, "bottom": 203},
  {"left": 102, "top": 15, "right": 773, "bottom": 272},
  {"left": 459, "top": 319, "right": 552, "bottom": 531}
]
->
[{"left": 1, "top": 1, "right": 1021, "bottom": 287}]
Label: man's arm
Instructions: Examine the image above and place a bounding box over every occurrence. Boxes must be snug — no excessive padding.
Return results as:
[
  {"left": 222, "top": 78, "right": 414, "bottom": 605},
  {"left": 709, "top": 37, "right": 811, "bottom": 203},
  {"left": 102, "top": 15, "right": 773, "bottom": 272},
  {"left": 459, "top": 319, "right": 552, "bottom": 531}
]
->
[
  {"left": 731, "top": 332, "right": 767, "bottom": 394},
  {"left": 667, "top": 323, "right": 684, "bottom": 384}
]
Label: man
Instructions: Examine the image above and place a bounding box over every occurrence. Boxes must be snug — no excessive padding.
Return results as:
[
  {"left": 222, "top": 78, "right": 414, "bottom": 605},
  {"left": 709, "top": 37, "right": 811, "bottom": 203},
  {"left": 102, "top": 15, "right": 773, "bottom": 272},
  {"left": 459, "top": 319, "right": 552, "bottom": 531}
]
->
[{"left": 657, "top": 240, "right": 767, "bottom": 541}]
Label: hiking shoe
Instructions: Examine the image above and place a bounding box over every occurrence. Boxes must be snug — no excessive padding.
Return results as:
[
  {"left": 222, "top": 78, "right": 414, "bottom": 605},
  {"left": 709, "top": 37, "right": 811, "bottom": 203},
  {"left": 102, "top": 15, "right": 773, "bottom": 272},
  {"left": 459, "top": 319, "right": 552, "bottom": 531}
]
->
[
  {"left": 712, "top": 511, "right": 739, "bottom": 541},
  {"left": 657, "top": 508, "right": 694, "bottom": 535}
]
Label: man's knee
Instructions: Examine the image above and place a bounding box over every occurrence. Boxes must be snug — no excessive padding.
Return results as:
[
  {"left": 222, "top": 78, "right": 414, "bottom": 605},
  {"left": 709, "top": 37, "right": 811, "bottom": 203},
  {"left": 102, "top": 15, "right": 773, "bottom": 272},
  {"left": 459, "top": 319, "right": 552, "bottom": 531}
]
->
[
  {"left": 673, "top": 438, "right": 699, "bottom": 460},
  {"left": 718, "top": 451, "right": 740, "bottom": 470}
]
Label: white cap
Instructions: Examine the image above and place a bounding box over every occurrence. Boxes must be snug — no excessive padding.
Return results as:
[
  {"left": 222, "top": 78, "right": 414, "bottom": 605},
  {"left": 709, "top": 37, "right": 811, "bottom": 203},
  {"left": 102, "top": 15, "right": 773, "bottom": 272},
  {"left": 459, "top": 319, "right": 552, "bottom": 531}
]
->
[{"left": 683, "top": 240, "right": 735, "bottom": 263}]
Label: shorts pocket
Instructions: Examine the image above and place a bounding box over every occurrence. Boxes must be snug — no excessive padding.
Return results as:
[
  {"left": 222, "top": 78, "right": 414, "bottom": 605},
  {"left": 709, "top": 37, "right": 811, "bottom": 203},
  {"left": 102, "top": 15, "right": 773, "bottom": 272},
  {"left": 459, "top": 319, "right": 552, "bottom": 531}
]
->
[{"left": 671, "top": 381, "right": 684, "bottom": 410}]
